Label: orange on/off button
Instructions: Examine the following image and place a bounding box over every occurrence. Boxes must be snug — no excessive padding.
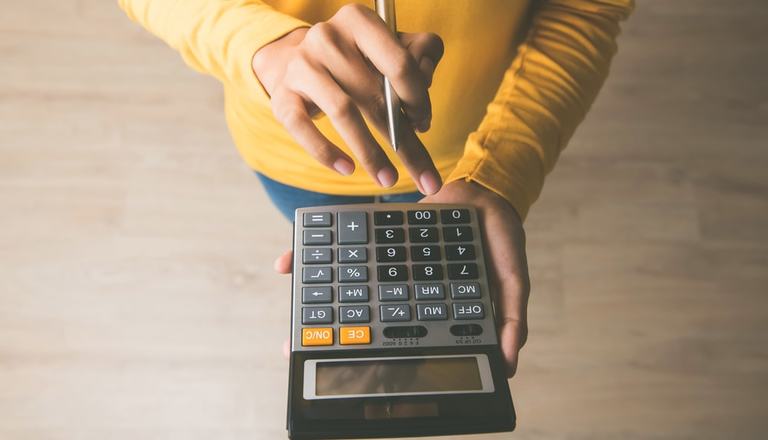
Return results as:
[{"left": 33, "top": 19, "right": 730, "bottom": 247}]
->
[
  {"left": 340, "top": 326, "right": 371, "bottom": 345},
  {"left": 302, "top": 327, "right": 333, "bottom": 346}
]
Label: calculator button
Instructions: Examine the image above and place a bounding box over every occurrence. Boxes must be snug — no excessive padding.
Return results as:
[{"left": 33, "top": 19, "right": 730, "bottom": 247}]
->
[
  {"left": 303, "top": 212, "right": 332, "bottom": 227},
  {"left": 302, "top": 306, "right": 333, "bottom": 324},
  {"left": 447, "top": 263, "right": 478, "bottom": 280},
  {"left": 338, "top": 266, "right": 368, "bottom": 283},
  {"left": 443, "top": 226, "right": 473, "bottom": 242},
  {"left": 339, "top": 326, "right": 371, "bottom": 345},
  {"left": 411, "top": 245, "right": 441, "bottom": 261},
  {"left": 414, "top": 283, "right": 445, "bottom": 300},
  {"left": 376, "top": 246, "right": 406, "bottom": 262},
  {"left": 375, "top": 227, "right": 405, "bottom": 243},
  {"left": 383, "top": 325, "right": 428, "bottom": 338},
  {"left": 302, "top": 327, "right": 333, "bottom": 346},
  {"left": 450, "top": 282, "right": 481, "bottom": 299},
  {"left": 409, "top": 227, "right": 439, "bottom": 243},
  {"left": 339, "top": 285, "right": 369, "bottom": 303},
  {"left": 407, "top": 209, "right": 437, "bottom": 224},
  {"left": 302, "top": 266, "right": 332, "bottom": 283},
  {"left": 378, "top": 264, "right": 408, "bottom": 282},
  {"left": 378, "top": 284, "right": 409, "bottom": 301},
  {"left": 453, "top": 302, "right": 485, "bottom": 320},
  {"left": 445, "top": 244, "right": 475, "bottom": 260},
  {"left": 302, "top": 286, "right": 333, "bottom": 304},
  {"left": 303, "top": 230, "right": 332, "bottom": 245},
  {"left": 338, "top": 246, "right": 367, "bottom": 263},
  {"left": 337, "top": 211, "right": 368, "bottom": 244},
  {"left": 302, "top": 247, "right": 332, "bottom": 264},
  {"left": 412, "top": 264, "right": 443, "bottom": 281},
  {"left": 380, "top": 304, "right": 411, "bottom": 322},
  {"left": 440, "top": 209, "right": 470, "bottom": 224},
  {"left": 339, "top": 305, "right": 371, "bottom": 324},
  {"left": 374, "top": 211, "right": 404, "bottom": 226},
  {"left": 417, "top": 303, "right": 448, "bottom": 321},
  {"left": 450, "top": 324, "right": 484, "bottom": 336}
]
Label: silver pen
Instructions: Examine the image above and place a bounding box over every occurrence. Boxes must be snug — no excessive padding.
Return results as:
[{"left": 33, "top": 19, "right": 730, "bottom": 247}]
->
[{"left": 375, "top": 0, "right": 400, "bottom": 151}]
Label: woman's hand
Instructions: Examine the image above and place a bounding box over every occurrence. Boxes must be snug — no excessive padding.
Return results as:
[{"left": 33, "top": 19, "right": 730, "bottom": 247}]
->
[
  {"left": 274, "top": 181, "right": 530, "bottom": 376},
  {"left": 252, "top": 3, "right": 444, "bottom": 194},
  {"left": 420, "top": 181, "right": 530, "bottom": 376}
]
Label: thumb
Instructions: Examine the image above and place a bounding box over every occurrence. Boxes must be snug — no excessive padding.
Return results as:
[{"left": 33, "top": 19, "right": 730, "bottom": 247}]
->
[{"left": 273, "top": 249, "right": 293, "bottom": 274}]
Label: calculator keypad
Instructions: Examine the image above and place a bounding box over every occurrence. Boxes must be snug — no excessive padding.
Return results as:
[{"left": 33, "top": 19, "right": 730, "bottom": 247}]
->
[{"left": 292, "top": 205, "right": 497, "bottom": 350}]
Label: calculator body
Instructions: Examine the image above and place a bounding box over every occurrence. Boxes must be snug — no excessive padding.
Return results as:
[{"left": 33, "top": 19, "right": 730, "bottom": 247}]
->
[{"left": 288, "top": 204, "right": 515, "bottom": 439}]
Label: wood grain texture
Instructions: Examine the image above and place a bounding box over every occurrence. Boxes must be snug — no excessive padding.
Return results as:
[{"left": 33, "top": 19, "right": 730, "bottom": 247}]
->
[{"left": 1, "top": 1, "right": 766, "bottom": 439}]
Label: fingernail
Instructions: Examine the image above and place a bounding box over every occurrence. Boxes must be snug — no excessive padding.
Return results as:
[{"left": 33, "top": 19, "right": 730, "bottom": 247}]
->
[
  {"left": 333, "top": 158, "right": 355, "bottom": 176},
  {"left": 377, "top": 167, "right": 398, "bottom": 188},
  {"left": 419, "top": 169, "right": 442, "bottom": 195}
]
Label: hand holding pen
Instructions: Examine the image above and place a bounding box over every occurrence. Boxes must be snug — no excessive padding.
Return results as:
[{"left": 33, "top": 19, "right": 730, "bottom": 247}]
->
[{"left": 252, "top": 3, "right": 444, "bottom": 195}]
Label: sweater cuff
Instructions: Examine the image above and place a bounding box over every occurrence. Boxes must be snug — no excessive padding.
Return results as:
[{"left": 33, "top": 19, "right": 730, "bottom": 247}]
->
[{"left": 445, "top": 133, "right": 546, "bottom": 221}]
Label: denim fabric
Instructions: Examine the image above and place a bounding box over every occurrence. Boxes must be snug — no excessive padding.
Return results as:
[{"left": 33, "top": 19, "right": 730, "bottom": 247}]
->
[{"left": 256, "top": 173, "right": 423, "bottom": 221}]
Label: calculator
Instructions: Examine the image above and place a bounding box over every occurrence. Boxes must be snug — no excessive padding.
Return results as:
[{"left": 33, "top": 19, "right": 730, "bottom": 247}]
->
[{"left": 287, "top": 204, "right": 515, "bottom": 439}]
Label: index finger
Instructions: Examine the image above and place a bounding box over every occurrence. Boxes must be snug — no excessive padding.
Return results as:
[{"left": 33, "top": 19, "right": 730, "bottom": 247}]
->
[{"left": 333, "top": 5, "right": 432, "bottom": 129}]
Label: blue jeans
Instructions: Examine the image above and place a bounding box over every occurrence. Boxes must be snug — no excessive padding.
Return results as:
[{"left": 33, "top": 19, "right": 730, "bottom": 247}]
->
[{"left": 257, "top": 173, "right": 423, "bottom": 221}]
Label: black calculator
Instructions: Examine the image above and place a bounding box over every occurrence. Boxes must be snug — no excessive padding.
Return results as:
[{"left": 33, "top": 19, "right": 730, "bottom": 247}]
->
[{"left": 287, "top": 204, "right": 515, "bottom": 439}]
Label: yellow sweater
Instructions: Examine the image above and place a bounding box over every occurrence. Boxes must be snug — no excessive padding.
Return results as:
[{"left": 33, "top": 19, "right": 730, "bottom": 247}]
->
[{"left": 119, "top": 0, "right": 632, "bottom": 219}]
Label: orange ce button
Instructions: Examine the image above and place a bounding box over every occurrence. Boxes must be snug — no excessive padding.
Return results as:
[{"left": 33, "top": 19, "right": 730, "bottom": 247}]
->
[{"left": 340, "top": 326, "right": 371, "bottom": 345}]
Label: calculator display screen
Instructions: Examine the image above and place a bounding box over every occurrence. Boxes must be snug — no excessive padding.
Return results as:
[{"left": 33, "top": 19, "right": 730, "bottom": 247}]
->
[{"left": 315, "top": 356, "right": 483, "bottom": 396}]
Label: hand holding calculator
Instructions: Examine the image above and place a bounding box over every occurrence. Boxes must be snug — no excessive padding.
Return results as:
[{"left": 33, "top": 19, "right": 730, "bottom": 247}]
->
[{"left": 287, "top": 203, "right": 516, "bottom": 439}]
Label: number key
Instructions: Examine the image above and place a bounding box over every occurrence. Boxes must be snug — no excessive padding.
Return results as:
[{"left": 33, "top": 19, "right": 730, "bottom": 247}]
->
[
  {"left": 448, "top": 263, "right": 478, "bottom": 280},
  {"left": 411, "top": 245, "right": 441, "bottom": 261},
  {"left": 412, "top": 264, "right": 443, "bottom": 281},
  {"left": 375, "top": 227, "right": 404, "bottom": 244},
  {"left": 378, "top": 265, "right": 408, "bottom": 282},
  {"left": 440, "top": 209, "right": 470, "bottom": 224},
  {"left": 407, "top": 209, "right": 436, "bottom": 224},
  {"left": 443, "top": 226, "right": 473, "bottom": 242},
  {"left": 376, "top": 246, "right": 406, "bottom": 262},
  {"left": 445, "top": 244, "right": 475, "bottom": 260},
  {"left": 409, "top": 227, "right": 439, "bottom": 243}
]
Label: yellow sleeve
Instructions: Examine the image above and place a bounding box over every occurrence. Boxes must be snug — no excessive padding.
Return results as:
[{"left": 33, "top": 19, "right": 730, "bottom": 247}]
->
[
  {"left": 446, "top": 0, "right": 634, "bottom": 220},
  {"left": 118, "top": 0, "right": 308, "bottom": 103}
]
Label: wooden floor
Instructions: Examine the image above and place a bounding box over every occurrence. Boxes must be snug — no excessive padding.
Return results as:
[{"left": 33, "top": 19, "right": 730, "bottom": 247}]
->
[{"left": 1, "top": 1, "right": 767, "bottom": 439}]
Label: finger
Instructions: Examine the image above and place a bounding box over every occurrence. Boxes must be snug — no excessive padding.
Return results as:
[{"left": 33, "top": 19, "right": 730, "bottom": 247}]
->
[
  {"left": 271, "top": 87, "right": 355, "bottom": 175},
  {"left": 333, "top": 4, "right": 432, "bottom": 129},
  {"left": 306, "top": 38, "right": 440, "bottom": 193},
  {"left": 292, "top": 59, "right": 398, "bottom": 187},
  {"left": 399, "top": 32, "right": 444, "bottom": 88},
  {"left": 478, "top": 204, "right": 530, "bottom": 375},
  {"left": 304, "top": 23, "right": 392, "bottom": 144},
  {"left": 282, "top": 339, "right": 290, "bottom": 359},
  {"left": 499, "top": 315, "right": 527, "bottom": 377},
  {"left": 395, "top": 124, "right": 443, "bottom": 195},
  {"left": 273, "top": 249, "right": 293, "bottom": 274}
]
